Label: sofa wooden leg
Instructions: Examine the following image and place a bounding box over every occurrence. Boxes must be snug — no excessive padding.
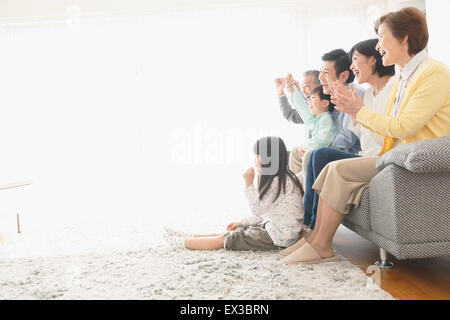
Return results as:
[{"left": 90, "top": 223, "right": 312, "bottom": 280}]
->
[{"left": 375, "top": 248, "right": 394, "bottom": 269}]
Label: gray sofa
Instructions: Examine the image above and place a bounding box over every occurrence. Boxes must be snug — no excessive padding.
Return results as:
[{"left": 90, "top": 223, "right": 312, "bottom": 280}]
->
[{"left": 343, "top": 135, "right": 450, "bottom": 268}]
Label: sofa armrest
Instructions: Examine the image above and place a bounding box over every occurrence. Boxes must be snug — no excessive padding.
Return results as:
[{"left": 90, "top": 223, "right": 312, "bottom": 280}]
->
[
  {"left": 376, "top": 135, "right": 450, "bottom": 173},
  {"left": 369, "top": 164, "right": 450, "bottom": 245}
]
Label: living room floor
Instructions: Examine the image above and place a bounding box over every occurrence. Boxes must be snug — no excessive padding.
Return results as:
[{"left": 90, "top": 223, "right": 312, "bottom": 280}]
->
[{"left": 334, "top": 225, "right": 450, "bottom": 300}]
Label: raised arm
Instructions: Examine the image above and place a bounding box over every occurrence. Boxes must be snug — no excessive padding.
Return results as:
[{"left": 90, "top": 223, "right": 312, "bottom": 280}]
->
[
  {"left": 279, "top": 95, "right": 304, "bottom": 124},
  {"left": 275, "top": 77, "right": 304, "bottom": 124},
  {"left": 286, "top": 85, "right": 314, "bottom": 124}
]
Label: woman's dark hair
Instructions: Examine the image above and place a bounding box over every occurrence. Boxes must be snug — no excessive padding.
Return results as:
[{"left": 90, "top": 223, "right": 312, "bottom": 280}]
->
[
  {"left": 321, "top": 49, "right": 355, "bottom": 84},
  {"left": 253, "top": 136, "right": 304, "bottom": 202},
  {"left": 310, "top": 85, "right": 335, "bottom": 112},
  {"left": 374, "top": 7, "right": 428, "bottom": 56},
  {"left": 349, "top": 39, "right": 395, "bottom": 77}
]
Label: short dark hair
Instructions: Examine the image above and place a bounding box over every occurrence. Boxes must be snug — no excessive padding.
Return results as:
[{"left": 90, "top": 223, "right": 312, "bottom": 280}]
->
[
  {"left": 374, "top": 7, "right": 428, "bottom": 56},
  {"left": 321, "top": 49, "right": 355, "bottom": 84},
  {"left": 303, "top": 70, "right": 321, "bottom": 85},
  {"left": 349, "top": 39, "right": 395, "bottom": 77},
  {"left": 311, "top": 85, "right": 335, "bottom": 112}
]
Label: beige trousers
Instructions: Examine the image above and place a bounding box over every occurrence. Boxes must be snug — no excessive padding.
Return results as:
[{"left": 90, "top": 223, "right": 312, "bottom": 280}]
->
[
  {"left": 289, "top": 146, "right": 313, "bottom": 188},
  {"left": 312, "top": 156, "right": 379, "bottom": 214}
]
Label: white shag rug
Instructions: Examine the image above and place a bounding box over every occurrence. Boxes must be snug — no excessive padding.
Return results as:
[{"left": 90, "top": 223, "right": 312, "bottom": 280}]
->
[{"left": 0, "top": 214, "right": 394, "bottom": 300}]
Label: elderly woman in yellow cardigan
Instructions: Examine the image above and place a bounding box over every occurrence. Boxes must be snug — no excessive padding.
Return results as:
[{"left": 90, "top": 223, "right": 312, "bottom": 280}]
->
[{"left": 282, "top": 7, "right": 450, "bottom": 264}]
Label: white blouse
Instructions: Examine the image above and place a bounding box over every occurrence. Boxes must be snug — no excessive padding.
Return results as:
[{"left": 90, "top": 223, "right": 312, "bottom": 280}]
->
[
  {"left": 242, "top": 176, "right": 304, "bottom": 247},
  {"left": 349, "top": 75, "right": 398, "bottom": 156}
]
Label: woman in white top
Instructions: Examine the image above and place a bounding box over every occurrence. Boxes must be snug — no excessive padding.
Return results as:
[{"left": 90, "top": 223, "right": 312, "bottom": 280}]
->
[
  {"left": 348, "top": 40, "right": 398, "bottom": 157},
  {"left": 281, "top": 38, "right": 396, "bottom": 256},
  {"left": 164, "top": 136, "right": 305, "bottom": 251}
]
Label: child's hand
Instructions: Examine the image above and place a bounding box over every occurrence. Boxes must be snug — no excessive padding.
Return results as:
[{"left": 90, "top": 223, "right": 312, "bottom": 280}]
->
[
  {"left": 284, "top": 74, "right": 301, "bottom": 93},
  {"left": 243, "top": 167, "right": 255, "bottom": 187},
  {"left": 226, "top": 222, "right": 241, "bottom": 231},
  {"left": 285, "top": 74, "right": 296, "bottom": 93},
  {"left": 298, "top": 147, "right": 305, "bottom": 159}
]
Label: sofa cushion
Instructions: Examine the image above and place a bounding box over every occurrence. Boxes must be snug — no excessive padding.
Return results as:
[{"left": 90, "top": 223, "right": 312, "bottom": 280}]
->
[{"left": 376, "top": 135, "right": 450, "bottom": 173}]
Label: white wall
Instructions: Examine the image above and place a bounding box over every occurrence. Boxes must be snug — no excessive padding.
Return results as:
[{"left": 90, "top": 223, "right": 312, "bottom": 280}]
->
[
  {"left": 0, "top": 0, "right": 388, "bottom": 17},
  {"left": 426, "top": 0, "right": 450, "bottom": 66},
  {"left": 387, "top": 0, "right": 425, "bottom": 11}
]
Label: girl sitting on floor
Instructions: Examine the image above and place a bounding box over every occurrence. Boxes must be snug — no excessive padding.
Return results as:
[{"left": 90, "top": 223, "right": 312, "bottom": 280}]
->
[{"left": 164, "top": 136, "right": 305, "bottom": 251}]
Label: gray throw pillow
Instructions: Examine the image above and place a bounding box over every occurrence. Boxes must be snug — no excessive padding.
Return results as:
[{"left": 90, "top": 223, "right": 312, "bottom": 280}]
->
[{"left": 376, "top": 135, "right": 450, "bottom": 173}]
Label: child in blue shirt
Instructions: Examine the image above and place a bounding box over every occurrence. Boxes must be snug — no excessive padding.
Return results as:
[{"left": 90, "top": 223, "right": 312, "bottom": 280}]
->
[{"left": 290, "top": 85, "right": 335, "bottom": 153}]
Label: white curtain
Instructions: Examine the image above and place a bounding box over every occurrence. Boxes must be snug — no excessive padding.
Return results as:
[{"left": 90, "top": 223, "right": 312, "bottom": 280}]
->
[{"left": 0, "top": 0, "right": 388, "bottom": 230}]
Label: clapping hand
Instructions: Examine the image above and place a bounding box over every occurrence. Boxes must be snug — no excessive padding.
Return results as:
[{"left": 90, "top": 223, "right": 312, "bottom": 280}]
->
[{"left": 330, "top": 80, "right": 364, "bottom": 118}]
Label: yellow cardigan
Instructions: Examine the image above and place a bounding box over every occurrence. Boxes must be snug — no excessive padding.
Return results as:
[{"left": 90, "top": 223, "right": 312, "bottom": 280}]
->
[{"left": 356, "top": 58, "right": 450, "bottom": 155}]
